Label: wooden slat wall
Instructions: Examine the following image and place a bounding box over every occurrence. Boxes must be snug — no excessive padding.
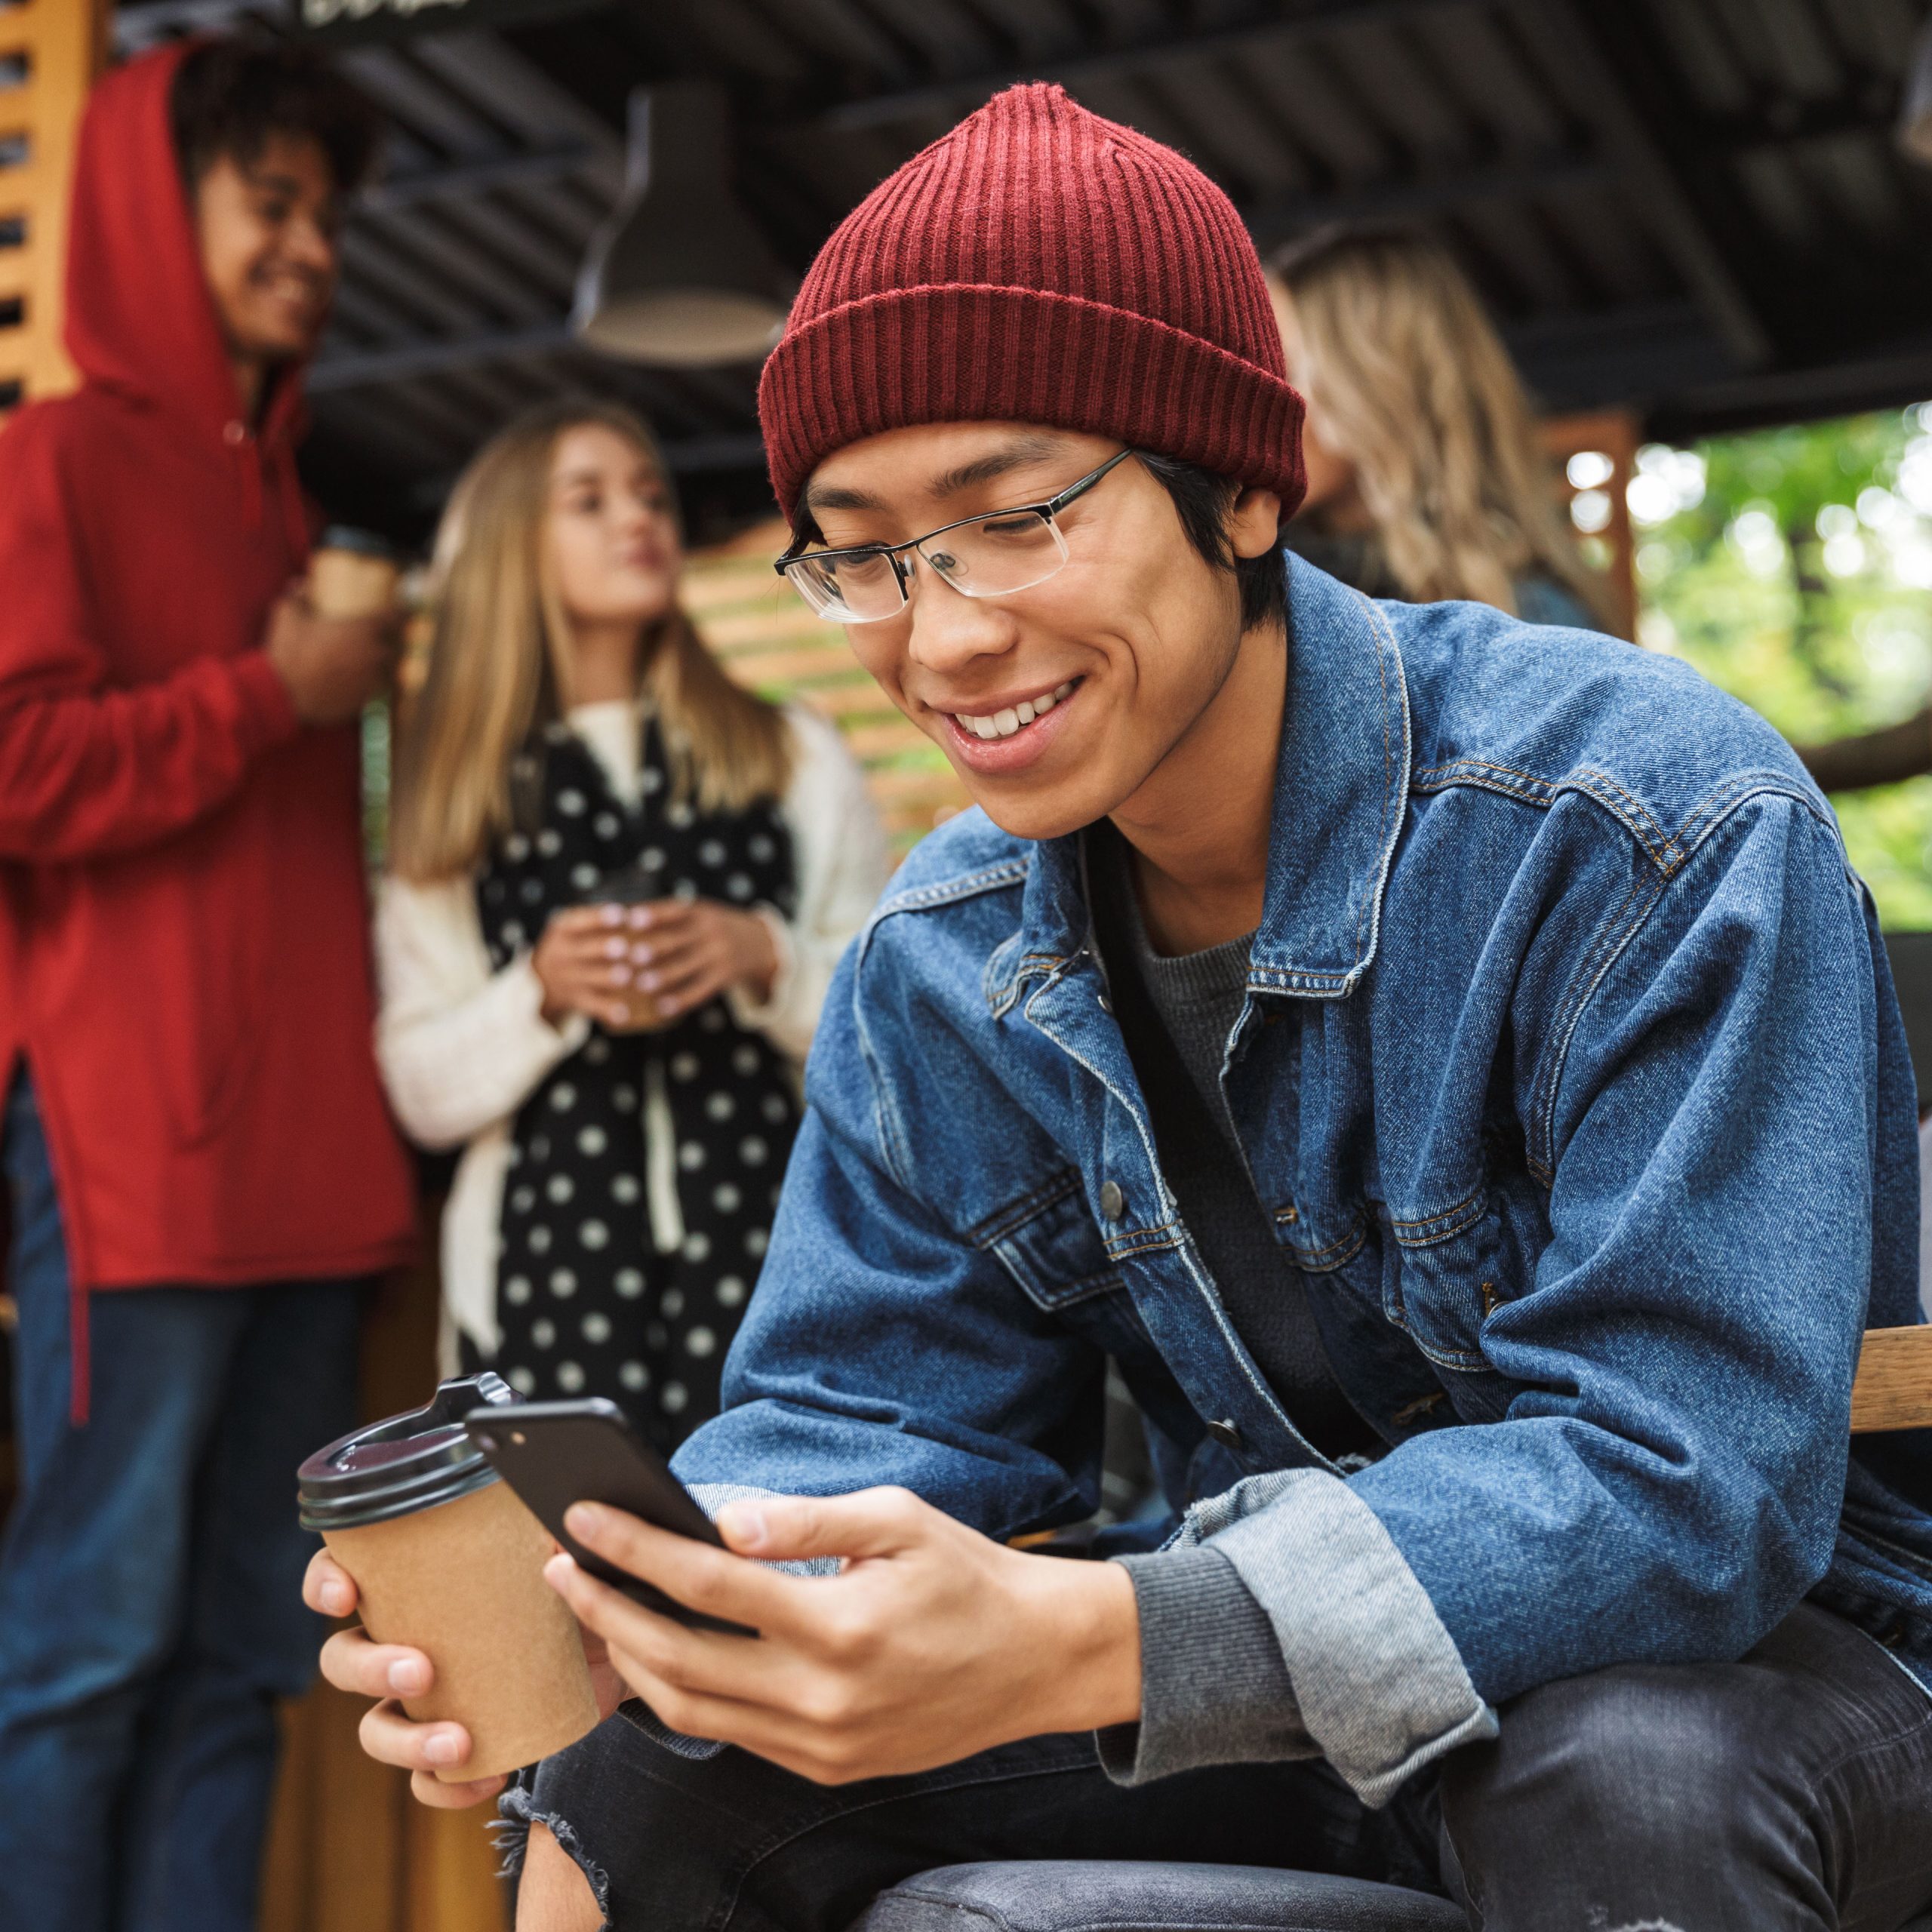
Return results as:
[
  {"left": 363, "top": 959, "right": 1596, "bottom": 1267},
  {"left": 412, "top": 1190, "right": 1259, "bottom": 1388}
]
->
[
  {"left": 681, "top": 519, "right": 971, "bottom": 849},
  {"left": 0, "top": 0, "right": 106, "bottom": 410}
]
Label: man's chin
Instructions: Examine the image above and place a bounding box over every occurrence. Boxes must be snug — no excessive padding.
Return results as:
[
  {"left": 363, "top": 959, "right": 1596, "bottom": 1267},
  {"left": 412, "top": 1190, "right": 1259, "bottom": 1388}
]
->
[{"left": 964, "top": 781, "right": 1114, "bottom": 845}]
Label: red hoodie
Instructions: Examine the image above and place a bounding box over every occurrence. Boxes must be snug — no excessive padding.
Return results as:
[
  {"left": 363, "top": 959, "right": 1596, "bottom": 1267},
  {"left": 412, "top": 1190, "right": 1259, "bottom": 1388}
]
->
[{"left": 0, "top": 43, "right": 417, "bottom": 1321}]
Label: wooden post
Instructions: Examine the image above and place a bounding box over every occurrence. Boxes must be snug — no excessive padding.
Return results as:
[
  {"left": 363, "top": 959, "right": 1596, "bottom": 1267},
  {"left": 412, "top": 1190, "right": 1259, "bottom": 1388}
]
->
[
  {"left": 1542, "top": 408, "right": 1641, "bottom": 641},
  {"left": 0, "top": 0, "right": 108, "bottom": 412}
]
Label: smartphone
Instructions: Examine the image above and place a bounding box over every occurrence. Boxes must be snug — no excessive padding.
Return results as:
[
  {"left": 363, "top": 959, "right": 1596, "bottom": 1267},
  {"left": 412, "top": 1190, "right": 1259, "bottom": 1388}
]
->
[{"left": 465, "top": 1398, "right": 754, "bottom": 1636}]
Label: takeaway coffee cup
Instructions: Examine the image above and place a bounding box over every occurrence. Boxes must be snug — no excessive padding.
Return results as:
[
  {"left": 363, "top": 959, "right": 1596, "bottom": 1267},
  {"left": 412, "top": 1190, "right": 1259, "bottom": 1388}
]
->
[
  {"left": 581, "top": 863, "right": 671, "bottom": 1033},
  {"left": 297, "top": 1372, "right": 599, "bottom": 1781},
  {"left": 309, "top": 525, "right": 401, "bottom": 621}
]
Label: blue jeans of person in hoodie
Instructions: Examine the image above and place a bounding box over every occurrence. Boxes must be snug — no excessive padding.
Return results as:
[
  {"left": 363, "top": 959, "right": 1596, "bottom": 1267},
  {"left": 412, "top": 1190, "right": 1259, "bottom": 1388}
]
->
[
  {"left": 517, "top": 558, "right": 1932, "bottom": 1927},
  {"left": 0, "top": 1075, "right": 361, "bottom": 1932}
]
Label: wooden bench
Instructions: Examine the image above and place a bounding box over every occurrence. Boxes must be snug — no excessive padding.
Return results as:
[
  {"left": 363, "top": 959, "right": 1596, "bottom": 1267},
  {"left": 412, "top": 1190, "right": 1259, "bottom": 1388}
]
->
[{"left": 1851, "top": 1324, "right": 1932, "bottom": 1432}]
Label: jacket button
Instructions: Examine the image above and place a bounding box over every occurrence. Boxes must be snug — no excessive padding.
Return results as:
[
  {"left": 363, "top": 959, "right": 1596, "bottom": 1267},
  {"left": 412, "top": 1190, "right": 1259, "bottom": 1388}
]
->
[
  {"left": 1098, "top": 1180, "right": 1126, "bottom": 1222},
  {"left": 1206, "top": 1418, "right": 1243, "bottom": 1452},
  {"left": 223, "top": 419, "right": 248, "bottom": 445}
]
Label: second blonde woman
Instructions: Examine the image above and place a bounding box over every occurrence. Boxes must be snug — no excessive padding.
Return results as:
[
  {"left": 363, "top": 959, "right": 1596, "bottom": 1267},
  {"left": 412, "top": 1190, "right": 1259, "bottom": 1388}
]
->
[
  {"left": 378, "top": 401, "right": 891, "bottom": 1450},
  {"left": 1269, "top": 226, "right": 1611, "bottom": 630}
]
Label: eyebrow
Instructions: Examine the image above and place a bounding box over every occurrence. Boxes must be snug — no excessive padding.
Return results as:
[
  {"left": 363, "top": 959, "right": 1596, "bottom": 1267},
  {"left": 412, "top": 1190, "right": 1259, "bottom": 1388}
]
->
[{"left": 800, "top": 432, "right": 1075, "bottom": 520}]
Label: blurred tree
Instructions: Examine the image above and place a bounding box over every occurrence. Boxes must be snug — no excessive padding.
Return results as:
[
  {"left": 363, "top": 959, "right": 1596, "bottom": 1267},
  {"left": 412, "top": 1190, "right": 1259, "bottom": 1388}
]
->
[{"left": 1633, "top": 405, "right": 1932, "bottom": 928}]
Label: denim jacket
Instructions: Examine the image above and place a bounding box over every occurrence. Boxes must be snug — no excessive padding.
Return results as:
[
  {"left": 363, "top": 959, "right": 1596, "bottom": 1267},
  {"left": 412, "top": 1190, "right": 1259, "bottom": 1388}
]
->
[{"left": 676, "top": 555, "right": 1932, "bottom": 1798}]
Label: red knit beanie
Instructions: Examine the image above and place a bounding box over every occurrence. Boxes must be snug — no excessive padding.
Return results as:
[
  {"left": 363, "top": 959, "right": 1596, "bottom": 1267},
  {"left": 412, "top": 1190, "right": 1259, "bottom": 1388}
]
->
[{"left": 758, "top": 83, "right": 1304, "bottom": 525}]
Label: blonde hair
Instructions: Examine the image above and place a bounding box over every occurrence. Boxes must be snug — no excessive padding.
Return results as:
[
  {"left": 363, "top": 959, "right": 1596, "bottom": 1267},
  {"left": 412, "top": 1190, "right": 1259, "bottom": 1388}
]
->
[
  {"left": 1269, "top": 229, "right": 1607, "bottom": 623},
  {"left": 391, "top": 401, "right": 791, "bottom": 883}
]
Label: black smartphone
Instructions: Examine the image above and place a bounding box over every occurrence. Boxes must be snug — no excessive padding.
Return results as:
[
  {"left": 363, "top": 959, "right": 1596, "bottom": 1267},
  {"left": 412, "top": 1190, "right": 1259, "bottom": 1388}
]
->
[{"left": 465, "top": 1398, "right": 754, "bottom": 1637}]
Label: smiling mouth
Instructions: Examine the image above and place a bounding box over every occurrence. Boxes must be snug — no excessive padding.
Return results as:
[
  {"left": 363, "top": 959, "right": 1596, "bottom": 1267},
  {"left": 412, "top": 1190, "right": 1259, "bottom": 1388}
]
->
[{"left": 946, "top": 679, "right": 1078, "bottom": 742}]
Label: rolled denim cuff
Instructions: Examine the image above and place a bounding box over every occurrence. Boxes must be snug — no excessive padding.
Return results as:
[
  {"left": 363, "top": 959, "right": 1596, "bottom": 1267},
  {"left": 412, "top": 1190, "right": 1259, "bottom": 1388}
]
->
[
  {"left": 1209, "top": 1469, "right": 1498, "bottom": 1807},
  {"left": 1096, "top": 1545, "right": 1317, "bottom": 1786}
]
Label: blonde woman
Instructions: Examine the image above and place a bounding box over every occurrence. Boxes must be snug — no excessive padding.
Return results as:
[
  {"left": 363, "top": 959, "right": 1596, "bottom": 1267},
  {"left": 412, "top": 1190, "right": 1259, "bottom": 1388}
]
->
[
  {"left": 377, "top": 401, "right": 891, "bottom": 1449},
  {"left": 1268, "top": 226, "right": 1611, "bottom": 629}
]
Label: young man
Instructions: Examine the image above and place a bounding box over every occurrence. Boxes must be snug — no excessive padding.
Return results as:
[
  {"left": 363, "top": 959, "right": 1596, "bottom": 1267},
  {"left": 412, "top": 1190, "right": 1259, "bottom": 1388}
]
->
[
  {"left": 0, "top": 39, "right": 416, "bottom": 1932},
  {"left": 318, "top": 85, "right": 1932, "bottom": 1930}
]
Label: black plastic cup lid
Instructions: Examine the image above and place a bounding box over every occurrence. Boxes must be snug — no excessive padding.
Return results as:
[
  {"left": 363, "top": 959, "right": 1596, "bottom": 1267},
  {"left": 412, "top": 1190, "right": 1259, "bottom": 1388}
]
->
[
  {"left": 297, "top": 1372, "right": 516, "bottom": 1532},
  {"left": 315, "top": 524, "right": 398, "bottom": 561}
]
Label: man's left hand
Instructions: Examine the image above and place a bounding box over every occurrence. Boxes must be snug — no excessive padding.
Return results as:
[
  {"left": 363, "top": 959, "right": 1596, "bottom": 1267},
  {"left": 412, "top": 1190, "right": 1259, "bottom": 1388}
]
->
[{"left": 543, "top": 1487, "right": 1142, "bottom": 1785}]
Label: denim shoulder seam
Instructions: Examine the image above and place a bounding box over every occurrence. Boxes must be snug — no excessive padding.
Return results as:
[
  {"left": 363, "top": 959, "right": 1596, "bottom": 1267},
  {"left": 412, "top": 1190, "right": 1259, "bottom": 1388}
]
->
[{"left": 1524, "top": 783, "right": 1832, "bottom": 1179}]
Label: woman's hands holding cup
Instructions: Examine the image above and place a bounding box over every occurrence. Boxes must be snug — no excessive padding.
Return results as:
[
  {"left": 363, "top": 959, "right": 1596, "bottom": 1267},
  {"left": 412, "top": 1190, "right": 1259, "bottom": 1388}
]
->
[
  {"left": 534, "top": 899, "right": 778, "bottom": 1033},
  {"left": 616, "top": 897, "right": 778, "bottom": 1020},
  {"left": 303, "top": 1548, "right": 626, "bottom": 1810},
  {"left": 532, "top": 906, "right": 641, "bottom": 1031}
]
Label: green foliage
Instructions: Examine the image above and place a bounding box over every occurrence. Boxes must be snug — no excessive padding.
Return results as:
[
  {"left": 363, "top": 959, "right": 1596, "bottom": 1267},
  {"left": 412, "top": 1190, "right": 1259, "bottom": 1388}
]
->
[{"left": 1635, "top": 404, "right": 1932, "bottom": 928}]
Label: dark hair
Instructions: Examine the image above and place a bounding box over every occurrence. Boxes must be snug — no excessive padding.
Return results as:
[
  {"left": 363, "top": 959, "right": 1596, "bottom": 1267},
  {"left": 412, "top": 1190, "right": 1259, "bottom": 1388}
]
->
[
  {"left": 170, "top": 38, "right": 381, "bottom": 196},
  {"left": 1136, "top": 452, "right": 1287, "bottom": 637}
]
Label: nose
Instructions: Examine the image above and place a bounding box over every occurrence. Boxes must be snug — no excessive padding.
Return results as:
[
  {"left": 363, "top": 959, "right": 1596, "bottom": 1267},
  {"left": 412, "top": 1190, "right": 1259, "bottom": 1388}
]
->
[
  {"left": 903, "top": 557, "right": 1019, "bottom": 678},
  {"left": 287, "top": 213, "right": 338, "bottom": 279}
]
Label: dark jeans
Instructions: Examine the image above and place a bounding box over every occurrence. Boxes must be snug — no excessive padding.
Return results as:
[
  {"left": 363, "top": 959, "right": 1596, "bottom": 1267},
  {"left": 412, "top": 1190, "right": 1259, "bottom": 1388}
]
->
[
  {"left": 0, "top": 1075, "right": 363, "bottom": 1932},
  {"left": 506, "top": 1601, "right": 1932, "bottom": 1932}
]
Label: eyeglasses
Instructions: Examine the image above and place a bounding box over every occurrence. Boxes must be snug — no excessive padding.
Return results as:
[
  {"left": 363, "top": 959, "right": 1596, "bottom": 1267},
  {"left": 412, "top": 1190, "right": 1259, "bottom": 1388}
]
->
[{"left": 774, "top": 448, "right": 1139, "bottom": 623}]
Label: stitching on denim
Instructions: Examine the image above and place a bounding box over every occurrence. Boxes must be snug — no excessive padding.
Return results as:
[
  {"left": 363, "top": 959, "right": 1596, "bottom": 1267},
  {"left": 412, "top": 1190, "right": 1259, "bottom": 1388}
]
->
[
  {"left": 1348, "top": 590, "right": 1411, "bottom": 988},
  {"left": 1573, "top": 767, "right": 1681, "bottom": 869},
  {"left": 967, "top": 1168, "right": 1084, "bottom": 1247},
  {"left": 1669, "top": 773, "right": 1839, "bottom": 872},
  {"left": 1413, "top": 755, "right": 1555, "bottom": 802},
  {"left": 1380, "top": 1300, "right": 1490, "bottom": 1371},
  {"left": 1390, "top": 1180, "right": 1487, "bottom": 1246},
  {"left": 1529, "top": 863, "right": 1669, "bottom": 1178},
  {"left": 1105, "top": 1217, "right": 1186, "bottom": 1259},
  {"left": 874, "top": 857, "right": 1029, "bottom": 917},
  {"left": 1287, "top": 1214, "right": 1369, "bottom": 1273}
]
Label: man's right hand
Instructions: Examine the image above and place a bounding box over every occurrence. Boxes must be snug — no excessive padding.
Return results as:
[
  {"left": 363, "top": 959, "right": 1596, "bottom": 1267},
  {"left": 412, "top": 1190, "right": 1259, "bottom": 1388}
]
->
[
  {"left": 305, "top": 1548, "right": 508, "bottom": 1810},
  {"left": 266, "top": 595, "right": 396, "bottom": 725}
]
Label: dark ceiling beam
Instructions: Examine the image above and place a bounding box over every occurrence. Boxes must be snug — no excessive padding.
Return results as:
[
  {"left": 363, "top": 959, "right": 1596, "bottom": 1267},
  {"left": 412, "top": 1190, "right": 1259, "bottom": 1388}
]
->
[
  {"left": 805, "top": 0, "right": 1485, "bottom": 136},
  {"left": 361, "top": 142, "right": 601, "bottom": 212},
  {"left": 114, "top": 0, "right": 285, "bottom": 53},
  {"left": 307, "top": 321, "right": 577, "bottom": 391},
  {"left": 1244, "top": 150, "right": 1614, "bottom": 248},
  {"left": 1500, "top": 0, "right": 1772, "bottom": 371}
]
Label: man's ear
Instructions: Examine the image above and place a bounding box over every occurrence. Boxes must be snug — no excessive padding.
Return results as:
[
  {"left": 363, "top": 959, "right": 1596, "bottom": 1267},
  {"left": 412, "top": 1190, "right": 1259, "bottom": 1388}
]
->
[{"left": 1229, "top": 487, "right": 1283, "bottom": 561}]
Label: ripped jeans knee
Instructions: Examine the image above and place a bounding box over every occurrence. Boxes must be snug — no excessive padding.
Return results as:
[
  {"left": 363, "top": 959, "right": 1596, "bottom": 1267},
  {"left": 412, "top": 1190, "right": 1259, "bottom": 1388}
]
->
[{"left": 497, "top": 1776, "right": 611, "bottom": 1931}]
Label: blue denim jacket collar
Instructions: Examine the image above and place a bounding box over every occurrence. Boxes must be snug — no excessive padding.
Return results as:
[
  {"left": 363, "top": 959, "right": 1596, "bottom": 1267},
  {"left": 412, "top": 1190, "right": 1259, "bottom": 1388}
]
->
[{"left": 988, "top": 553, "right": 1412, "bottom": 1013}]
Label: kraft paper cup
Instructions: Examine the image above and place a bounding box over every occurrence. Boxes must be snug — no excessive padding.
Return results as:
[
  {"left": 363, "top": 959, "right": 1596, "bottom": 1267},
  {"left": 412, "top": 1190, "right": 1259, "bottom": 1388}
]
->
[
  {"left": 298, "top": 1374, "right": 599, "bottom": 1782},
  {"left": 309, "top": 526, "right": 401, "bottom": 621}
]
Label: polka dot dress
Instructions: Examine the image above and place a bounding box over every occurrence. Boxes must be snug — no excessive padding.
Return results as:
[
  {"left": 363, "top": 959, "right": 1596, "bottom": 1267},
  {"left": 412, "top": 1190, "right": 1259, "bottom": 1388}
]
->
[{"left": 474, "top": 715, "right": 800, "bottom": 1452}]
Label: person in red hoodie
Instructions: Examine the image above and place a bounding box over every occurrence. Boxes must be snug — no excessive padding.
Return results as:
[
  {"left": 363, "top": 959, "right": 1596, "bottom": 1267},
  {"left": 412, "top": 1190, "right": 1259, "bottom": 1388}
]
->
[{"left": 0, "top": 38, "right": 417, "bottom": 1930}]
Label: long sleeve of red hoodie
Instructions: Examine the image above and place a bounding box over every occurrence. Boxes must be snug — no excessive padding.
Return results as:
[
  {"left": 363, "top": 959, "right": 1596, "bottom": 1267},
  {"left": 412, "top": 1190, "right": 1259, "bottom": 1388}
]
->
[
  {"left": 0, "top": 405, "right": 301, "bottom": 861},
  {"left": 2, "top": 41, "right": 416, "bottom": 1299}
]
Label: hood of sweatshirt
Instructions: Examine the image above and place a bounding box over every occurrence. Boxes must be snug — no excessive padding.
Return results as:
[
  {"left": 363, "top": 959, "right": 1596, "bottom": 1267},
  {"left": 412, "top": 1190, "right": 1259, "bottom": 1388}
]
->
[{"left": 63, "top": 39, "right": 308, "bottom": 458}]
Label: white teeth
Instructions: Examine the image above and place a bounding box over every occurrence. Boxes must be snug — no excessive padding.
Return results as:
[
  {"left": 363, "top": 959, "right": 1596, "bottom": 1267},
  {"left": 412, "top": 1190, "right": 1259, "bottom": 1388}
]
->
[{"left": 952, "top": 680, "right": 1076, "bottom": 740}]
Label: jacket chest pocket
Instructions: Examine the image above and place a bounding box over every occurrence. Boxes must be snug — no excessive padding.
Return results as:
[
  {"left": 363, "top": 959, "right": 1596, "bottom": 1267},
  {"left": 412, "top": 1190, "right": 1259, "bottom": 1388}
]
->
[
  {"left": 979, "top": 1171, "right": 1127, "bottom": 1314},
  {"left": 1383, "top": 1189, "right": 1524, "bottom": 1372}
]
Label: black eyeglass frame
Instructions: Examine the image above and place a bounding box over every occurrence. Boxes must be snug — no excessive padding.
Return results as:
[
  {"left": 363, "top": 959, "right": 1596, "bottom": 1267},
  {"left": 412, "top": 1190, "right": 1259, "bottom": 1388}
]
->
[{"left": 774, "top": 448, "right": 1140, "bottom": 620}]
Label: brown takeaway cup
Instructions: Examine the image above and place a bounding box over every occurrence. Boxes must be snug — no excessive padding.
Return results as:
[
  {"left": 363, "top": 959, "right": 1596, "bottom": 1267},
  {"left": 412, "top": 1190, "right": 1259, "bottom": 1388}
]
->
[
  {"left": 308, "top": 525, "right": 401, "bottom": 621},
  {"left": 297, "top": 1373, "right": 599, "bottom": 1782}
]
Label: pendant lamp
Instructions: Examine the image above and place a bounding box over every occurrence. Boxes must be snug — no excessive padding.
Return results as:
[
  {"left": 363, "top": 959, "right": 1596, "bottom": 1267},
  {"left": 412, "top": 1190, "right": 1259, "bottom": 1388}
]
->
[{"left": 574, "top": 84, "right": 789, "bottom": 365}]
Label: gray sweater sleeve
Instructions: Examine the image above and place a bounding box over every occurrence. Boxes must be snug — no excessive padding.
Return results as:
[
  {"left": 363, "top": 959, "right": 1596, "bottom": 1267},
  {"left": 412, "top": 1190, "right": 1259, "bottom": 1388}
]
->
[
  {"left": 1096, "top": 1546, "right": 1318, "bottom": 1784},
  {"left": 1099, "top": 1470, "right": 1497, "bottom": 1807}
]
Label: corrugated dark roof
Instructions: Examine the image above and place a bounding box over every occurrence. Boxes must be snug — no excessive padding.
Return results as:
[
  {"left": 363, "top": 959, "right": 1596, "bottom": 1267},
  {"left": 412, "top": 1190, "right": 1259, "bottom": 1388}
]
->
[{"left": 115, "top": 0, "right": 1932, "bottom": 542}]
